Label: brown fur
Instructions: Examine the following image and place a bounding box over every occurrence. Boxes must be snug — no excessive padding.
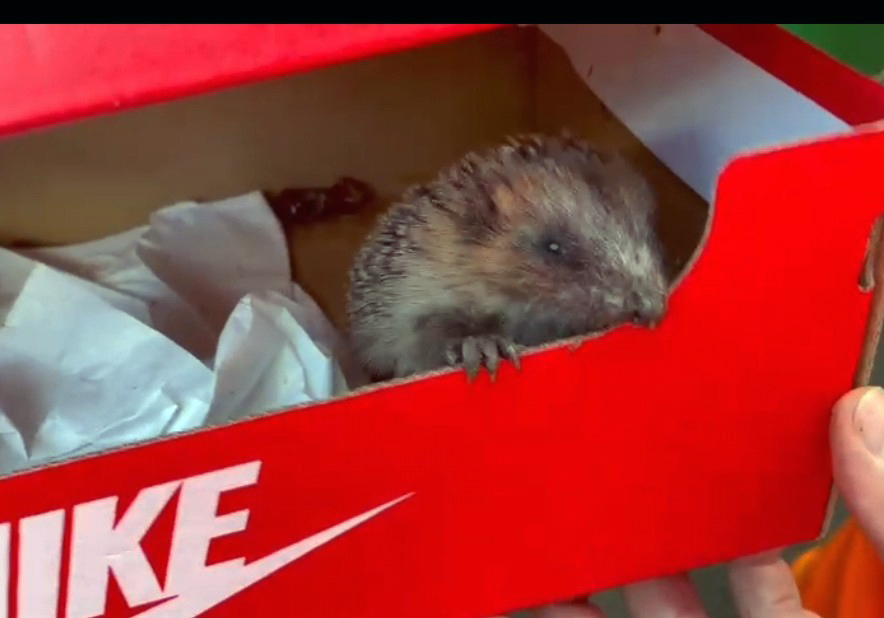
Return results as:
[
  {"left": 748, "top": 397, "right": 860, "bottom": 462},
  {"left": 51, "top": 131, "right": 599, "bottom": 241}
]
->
[{"left": 346, "top": 132, "right": 669, "bottom": 380}]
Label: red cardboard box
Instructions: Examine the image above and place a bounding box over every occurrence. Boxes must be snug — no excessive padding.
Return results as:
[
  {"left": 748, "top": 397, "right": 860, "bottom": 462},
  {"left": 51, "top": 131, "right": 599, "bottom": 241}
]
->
[{"left": 0, "top": 24, "right": 883, "bottom": 618}]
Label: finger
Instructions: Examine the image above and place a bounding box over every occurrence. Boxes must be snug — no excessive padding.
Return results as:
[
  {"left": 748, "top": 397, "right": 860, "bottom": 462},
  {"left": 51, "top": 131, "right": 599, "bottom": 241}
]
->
[
  {"left": 728, "top": 551, "right": 816, "bottom": 618},
  {"left": 622, "top": 575, "right": 708, "bottom": 618},
  {"left": 830, "top": 386, "right": 884, "bottom": 556}
]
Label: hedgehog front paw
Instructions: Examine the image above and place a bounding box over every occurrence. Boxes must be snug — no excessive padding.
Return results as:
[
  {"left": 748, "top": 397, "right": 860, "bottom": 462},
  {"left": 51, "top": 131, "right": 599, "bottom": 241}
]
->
[{"left": 443, "top": 335, "right": 521, "bottom": 382}]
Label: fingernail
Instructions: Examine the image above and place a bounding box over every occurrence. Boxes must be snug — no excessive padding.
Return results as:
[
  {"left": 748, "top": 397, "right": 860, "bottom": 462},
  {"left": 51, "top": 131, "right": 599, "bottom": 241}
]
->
[{"left": 854, "top": 387, "right": 884, "bottom": 455}]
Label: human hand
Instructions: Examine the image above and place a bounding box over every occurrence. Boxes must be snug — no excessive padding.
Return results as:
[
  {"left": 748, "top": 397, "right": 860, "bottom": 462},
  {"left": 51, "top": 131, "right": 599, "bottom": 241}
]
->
[{"left": 491, "top": 386, "right": 884, "bottom": 617}]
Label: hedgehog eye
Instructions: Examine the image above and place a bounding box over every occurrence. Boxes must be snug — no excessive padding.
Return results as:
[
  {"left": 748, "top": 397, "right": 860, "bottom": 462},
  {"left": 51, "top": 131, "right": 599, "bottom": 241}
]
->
[
  {"left": 545, "top": 240, "right": 562, "bottom": 255},
  {"left": 534, "top": 233, "right": 573, "bottom": 260}
]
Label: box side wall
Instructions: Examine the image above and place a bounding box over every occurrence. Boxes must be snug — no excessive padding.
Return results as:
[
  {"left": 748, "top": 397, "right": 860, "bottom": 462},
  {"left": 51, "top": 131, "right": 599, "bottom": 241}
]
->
[{"left": 538, "top": 23, "right": 883, "bottom": 541}]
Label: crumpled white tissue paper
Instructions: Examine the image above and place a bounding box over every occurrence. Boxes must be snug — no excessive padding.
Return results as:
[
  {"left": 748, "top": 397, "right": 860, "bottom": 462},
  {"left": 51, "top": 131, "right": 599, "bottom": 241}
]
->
[{"left": 0, "top": 191, "right": 358, "bottom": 476}]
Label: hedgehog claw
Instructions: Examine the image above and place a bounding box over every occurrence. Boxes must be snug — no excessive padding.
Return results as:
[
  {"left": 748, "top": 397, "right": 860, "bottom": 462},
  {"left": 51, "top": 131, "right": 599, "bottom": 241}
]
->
[
  {"left": 461, "top": 337, "right": 482, "bottom": 382},
  {"left": 446, "top": 335, "right": 520, "bottom": 382},
  {"left": 500, "top": 340, "right": 521, "bottom": 371}
]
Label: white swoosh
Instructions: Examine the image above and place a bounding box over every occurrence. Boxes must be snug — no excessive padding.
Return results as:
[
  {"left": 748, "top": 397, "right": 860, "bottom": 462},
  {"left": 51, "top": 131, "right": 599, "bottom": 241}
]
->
[{"left": 132, "top": 493, "right": 414, "bottom": 618}]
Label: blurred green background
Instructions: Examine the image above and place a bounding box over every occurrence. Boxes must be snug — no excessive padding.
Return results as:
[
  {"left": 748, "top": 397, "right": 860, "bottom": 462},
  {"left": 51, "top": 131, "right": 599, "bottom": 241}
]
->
[{"left": 781, "top": 24, "right": 884, "bottom": 76}]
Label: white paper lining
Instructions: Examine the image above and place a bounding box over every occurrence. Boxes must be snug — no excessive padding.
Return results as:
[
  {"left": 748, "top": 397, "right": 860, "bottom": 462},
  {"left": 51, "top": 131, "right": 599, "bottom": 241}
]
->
[{"left": 0, "top": 192, "right": 357, "bottom": 476}]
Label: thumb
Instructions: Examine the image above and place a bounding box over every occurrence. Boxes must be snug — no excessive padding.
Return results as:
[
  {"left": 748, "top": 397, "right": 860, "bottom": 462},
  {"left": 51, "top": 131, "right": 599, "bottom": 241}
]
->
[{"left": 831, "top": 386, "right": 884, "bottom": 556}]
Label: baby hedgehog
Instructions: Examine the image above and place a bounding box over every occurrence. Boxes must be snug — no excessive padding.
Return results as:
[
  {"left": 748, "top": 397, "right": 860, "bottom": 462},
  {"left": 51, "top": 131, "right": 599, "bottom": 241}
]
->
[{"left": 346, "top": 133, "right": 669, "bottom": 381}]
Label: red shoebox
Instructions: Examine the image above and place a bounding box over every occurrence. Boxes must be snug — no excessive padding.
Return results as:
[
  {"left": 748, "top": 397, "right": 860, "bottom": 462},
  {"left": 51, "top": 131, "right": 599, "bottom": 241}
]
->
[{"left": 0, "top": 24, "right": 883, "bottom": 618}]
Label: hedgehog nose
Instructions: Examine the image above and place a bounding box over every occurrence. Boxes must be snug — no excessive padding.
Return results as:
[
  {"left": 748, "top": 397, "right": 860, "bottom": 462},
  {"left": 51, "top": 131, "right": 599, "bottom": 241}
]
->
[{"left": 629, "top": 291, "right": 666, "bottom": 328}]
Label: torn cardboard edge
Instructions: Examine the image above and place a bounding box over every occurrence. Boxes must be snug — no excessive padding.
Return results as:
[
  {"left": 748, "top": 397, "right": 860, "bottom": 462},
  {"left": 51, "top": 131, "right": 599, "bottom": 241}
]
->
[
  {"left": 811, "top": 120, "right": 884, "bottom": 540},
  {"left": 817, "top": 208, "right": 884, "bottom": 539}
]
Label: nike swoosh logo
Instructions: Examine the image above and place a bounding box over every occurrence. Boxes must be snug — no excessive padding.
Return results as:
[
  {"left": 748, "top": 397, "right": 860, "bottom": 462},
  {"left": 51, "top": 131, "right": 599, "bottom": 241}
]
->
[{"left": 132, "top": 493, "right": 414, "bottom": 618}]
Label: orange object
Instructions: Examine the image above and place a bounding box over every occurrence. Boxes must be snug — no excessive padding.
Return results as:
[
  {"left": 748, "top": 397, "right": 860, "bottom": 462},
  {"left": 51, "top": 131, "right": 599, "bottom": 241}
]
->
[{"left": 793, "top": 517, "right": 884, "bottom": 618}]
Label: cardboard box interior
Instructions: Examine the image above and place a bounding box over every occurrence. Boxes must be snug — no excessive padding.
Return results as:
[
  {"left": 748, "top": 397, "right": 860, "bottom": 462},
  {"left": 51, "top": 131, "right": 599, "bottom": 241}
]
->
[{"left": 0, "top": 27, "right": 708, "bottom": 335}]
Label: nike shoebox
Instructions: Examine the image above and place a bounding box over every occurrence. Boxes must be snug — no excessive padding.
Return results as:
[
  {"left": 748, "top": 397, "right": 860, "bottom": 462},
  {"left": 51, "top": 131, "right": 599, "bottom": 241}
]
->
[{"left": 0, "top": 24, "right": 883, "bottom": 618}]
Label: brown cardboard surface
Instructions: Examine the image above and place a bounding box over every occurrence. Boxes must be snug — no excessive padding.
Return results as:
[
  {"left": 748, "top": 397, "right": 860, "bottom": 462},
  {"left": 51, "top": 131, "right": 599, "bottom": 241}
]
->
[{"left": 0, "top": 27, "right": 707, "bottom": 328}]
